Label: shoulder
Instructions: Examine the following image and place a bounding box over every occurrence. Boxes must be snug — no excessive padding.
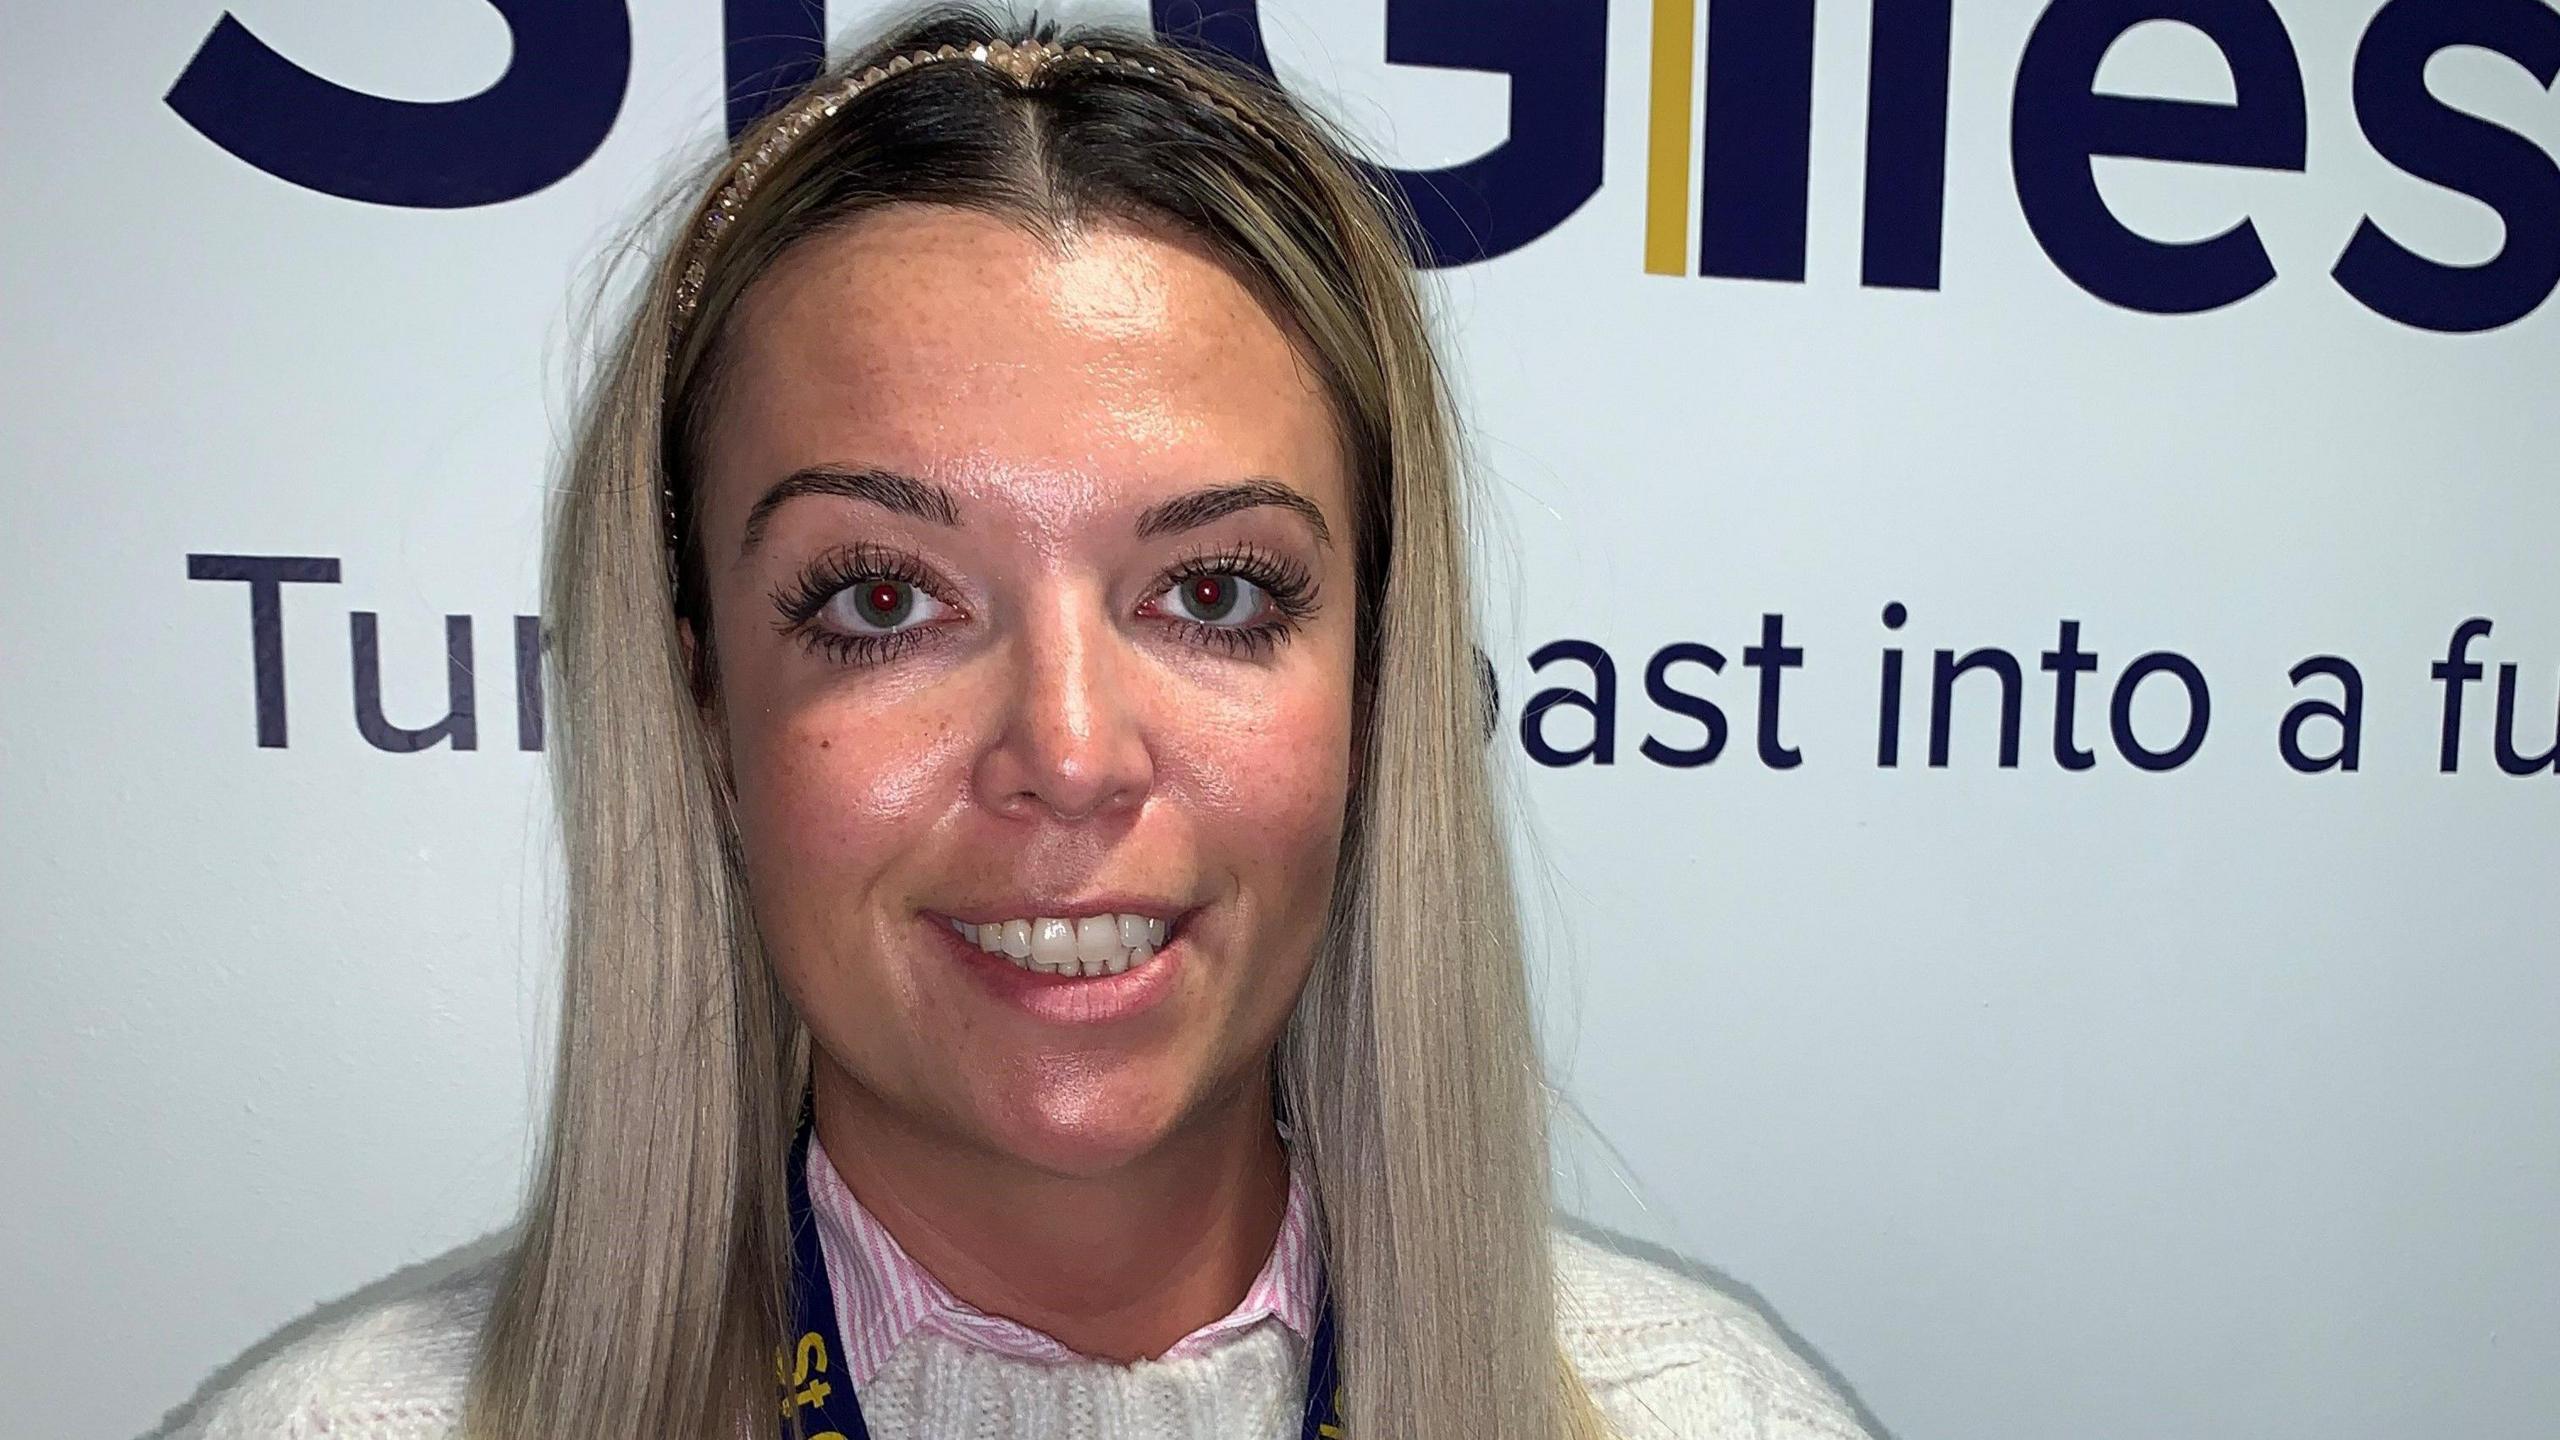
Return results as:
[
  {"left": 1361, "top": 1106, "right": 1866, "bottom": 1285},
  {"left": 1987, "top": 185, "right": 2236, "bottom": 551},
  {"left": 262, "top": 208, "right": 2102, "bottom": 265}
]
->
[
  {"left": 155, "top": 1253, "right": 501, "bottom": 1440},
  {"left": 1550, "top": 1228, "right": 1874, "bottom": 1440}
]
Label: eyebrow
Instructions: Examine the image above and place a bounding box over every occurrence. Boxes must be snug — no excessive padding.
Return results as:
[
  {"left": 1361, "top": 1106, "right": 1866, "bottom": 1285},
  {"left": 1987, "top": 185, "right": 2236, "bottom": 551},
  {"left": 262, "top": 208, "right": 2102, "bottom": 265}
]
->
[
  {"left": 739, "top": 466, "right": 962, "bottom": 557},
  {"left": 1136, "top": 478, "right": 1333, "bottom": 548},
  {"left": 735, "top": 466, "right": 1333, "bottom": 557}
]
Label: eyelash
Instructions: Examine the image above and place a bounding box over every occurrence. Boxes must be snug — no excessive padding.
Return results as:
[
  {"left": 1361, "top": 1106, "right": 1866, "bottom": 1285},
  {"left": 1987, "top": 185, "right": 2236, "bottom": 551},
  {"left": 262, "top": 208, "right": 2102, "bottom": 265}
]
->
[
  {"left": 1154, "top": 541, "right": 1319, "bottom": 660},
  {"left": 768, "top": 541, "right": 950, "bottom": 667},
  {"left": 766, "top": 540, "right": 1320, "bottom": 668}
]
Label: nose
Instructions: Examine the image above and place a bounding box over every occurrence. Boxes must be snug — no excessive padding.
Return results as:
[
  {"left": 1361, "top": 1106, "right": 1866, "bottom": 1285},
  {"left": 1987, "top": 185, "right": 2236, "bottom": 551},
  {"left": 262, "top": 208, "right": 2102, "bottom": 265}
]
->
[{"left": 972, "top": 589, "right": 1155, "bottom": 823}]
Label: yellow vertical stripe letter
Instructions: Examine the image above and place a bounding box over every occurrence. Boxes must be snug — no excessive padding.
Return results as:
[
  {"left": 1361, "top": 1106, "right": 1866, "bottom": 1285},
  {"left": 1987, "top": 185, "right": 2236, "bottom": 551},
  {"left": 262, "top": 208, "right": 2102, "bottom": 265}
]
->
[{"left": 1644, "top": 0, "right": 1699, "bottom": 276}]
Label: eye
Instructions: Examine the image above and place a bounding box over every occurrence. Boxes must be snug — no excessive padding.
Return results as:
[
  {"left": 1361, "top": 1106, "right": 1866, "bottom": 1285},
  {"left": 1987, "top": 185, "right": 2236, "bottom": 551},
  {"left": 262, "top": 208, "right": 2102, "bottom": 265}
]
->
[
  {"left": 1155, "top": 571, "right": 1274, "bottom": 627},
  {"left": 820, "top": 577, "right": 952, "bottom": 635}
]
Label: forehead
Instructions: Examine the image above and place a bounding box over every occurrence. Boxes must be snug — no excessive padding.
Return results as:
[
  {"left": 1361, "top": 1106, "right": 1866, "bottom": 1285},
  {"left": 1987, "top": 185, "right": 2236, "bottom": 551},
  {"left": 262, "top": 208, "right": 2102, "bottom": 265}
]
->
[{"left": 703, "top": 204, "right": 1347, "bottom": 529}]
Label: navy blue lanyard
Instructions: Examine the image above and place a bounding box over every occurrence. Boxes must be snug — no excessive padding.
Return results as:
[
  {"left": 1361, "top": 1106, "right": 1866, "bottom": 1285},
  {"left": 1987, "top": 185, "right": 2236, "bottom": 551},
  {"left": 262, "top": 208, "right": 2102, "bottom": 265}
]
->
[{"left": 779, "top": 1118, "right": 1345, "bottom": 1440}]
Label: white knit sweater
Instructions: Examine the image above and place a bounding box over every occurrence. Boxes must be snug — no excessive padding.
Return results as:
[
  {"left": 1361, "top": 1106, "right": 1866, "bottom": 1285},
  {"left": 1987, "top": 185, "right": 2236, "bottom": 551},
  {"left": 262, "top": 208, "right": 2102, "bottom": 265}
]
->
[{"left": 159, "top": 1231, "right": 1871, "bottom": 1440}]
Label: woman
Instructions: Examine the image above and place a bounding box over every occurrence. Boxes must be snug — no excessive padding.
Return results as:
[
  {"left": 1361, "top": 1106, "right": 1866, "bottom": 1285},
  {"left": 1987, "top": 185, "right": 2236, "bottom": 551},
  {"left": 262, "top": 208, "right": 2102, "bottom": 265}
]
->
[{"left": 170, "top": 6, "right": 1869, "bottom": 1439}]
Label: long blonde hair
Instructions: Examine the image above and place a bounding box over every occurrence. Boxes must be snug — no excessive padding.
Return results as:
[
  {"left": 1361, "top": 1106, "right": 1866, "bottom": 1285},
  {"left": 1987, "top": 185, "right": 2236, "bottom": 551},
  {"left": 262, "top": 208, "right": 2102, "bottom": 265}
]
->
[{"left": 473, "top": 5, "right": 1611, "bottom": 1438}]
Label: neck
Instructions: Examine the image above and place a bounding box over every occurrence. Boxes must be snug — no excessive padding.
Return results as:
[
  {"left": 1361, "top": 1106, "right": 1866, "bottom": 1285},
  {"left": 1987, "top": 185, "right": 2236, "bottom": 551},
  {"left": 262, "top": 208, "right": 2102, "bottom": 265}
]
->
[{"left": 810, "top": 1064, "right": 1290, "bottom": 1363}]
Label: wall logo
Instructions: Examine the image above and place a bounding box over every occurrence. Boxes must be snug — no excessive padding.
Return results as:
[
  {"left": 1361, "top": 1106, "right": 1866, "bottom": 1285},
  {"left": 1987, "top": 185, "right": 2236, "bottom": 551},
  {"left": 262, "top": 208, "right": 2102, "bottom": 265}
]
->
[
  {"left": 163, "top": 1, "right": 2554, "bottom": 329},
  {"left": 186, "top": 555, "right": 546, "bottom": 752},
  {"left": 158, "top": 0, "right": 1603, "bottom": 268},
  {"left": 1634, "top": 0, "right": 2559, "bottom": 331}
]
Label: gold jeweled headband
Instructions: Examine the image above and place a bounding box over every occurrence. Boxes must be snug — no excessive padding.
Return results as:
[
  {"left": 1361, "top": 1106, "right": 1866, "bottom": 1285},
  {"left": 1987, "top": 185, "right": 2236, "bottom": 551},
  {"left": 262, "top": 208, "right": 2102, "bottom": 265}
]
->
[
  {"left": 668, "top": 37, "right": 1263, "bottom": 329},
  {"left": 661, "top": 37, "right": 1270, "bottom": 589}
]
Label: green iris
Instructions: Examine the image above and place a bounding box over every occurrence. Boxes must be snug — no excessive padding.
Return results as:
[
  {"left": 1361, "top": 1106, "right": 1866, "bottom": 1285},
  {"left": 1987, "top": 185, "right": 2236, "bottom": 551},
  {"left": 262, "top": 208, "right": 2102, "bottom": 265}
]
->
[
  {"left": 852, "top": 581, "right": 913, "bottom": 629},
  {"left": 1184, "top": 575, "right": 1241, "bottom": 622}
]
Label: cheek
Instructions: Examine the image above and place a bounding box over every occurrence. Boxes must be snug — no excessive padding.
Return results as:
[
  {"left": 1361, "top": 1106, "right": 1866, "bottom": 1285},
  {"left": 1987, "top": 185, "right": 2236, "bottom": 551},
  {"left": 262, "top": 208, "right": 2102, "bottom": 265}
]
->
[
  {"left": 724, "top": 673, "right": 971, "bottom": 901},
  {"left": 1168, "top": 670, "right": 1355, "bottom": 903}
]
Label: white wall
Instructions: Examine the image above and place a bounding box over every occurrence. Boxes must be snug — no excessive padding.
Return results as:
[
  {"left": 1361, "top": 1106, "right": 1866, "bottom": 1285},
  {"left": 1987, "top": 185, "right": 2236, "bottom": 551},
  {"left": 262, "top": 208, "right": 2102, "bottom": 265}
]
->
[{"left": 4, "top": 4, "right": 2553, "bottom": 1438}]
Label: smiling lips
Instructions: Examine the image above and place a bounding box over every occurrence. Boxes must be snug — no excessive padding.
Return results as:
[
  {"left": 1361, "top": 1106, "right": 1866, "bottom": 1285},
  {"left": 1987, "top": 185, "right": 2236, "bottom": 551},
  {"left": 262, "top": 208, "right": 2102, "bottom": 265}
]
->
[{"left": 949, "top": 913, "right": 1170, "bottom": 977}]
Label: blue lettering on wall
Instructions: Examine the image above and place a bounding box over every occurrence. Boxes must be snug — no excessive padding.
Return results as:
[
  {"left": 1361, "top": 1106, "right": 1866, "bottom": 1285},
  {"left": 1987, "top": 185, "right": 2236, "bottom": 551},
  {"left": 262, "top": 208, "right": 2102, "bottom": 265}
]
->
[
  {"left": 2011, "top": 0, "right": 2310, "bottom": 315},
  {"left": 1156, "top": 0, "right": 1610, "bottom": 266},
  {"left": 187, "top": 553, "right": 546, "bottom": 753},
  {"left": 157, "top": 1, "right": 2556, "bottom": 330},
  {"left": 1518, "top": 619, "right": 1803, "bottom": 770},
  {"left": 1863, "top": 0, "right": 1958, "bottom": 289},
  {"left": 1700, "top": 0, "right": 1819, "bottom": 282},
  {"left": 164, "top": 0, "right": 631, "bottom": 207},
  {"left": 723, "top": 0, "right": 829, "bottom": 140},
  {"left": 1521, "top": 638, "right": 1618, "bottom": 767},
  {"left": 351, "top": 613, "right": 479, "bottom": 752},
  {"left": 2282, "top": 655, "right": 2365, "bottom": 773},
  {"left": 2333, "top": 0, "right": 2560, "bottom": 333},
  {"left": 2433, "top": 617, "right": 2560, "bottom": 773},
  {"left": 2110, "top": 651, "right": 2213, "bottom": 771},
  {"left": 185, "top": 553, "right": 341, "bottom": 748},
  {"left": 1640, "top": 642, "right": 1732, "bottom": 767}
]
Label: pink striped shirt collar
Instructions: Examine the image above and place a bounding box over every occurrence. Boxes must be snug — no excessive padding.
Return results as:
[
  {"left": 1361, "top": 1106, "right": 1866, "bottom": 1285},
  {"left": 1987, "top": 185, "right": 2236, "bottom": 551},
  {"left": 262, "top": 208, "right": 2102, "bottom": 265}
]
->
[{"left": 804, "top": 1130, "right": 1321, "bottom": 1386}]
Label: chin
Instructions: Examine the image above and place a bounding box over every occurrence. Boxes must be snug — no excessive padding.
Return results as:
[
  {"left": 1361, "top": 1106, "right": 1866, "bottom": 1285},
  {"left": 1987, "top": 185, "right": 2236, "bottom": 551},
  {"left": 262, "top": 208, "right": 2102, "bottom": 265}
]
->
[{"left": 967, "top": 1068, "right": 1203, "bottom": 1179}]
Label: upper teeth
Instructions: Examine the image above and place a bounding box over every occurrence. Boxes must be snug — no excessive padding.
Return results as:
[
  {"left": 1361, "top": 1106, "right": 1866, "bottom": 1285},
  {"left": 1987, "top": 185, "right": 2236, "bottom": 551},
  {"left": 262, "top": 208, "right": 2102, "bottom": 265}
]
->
[{"left": 952, "top": 913, "right": 1169, "bottom": 977}]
